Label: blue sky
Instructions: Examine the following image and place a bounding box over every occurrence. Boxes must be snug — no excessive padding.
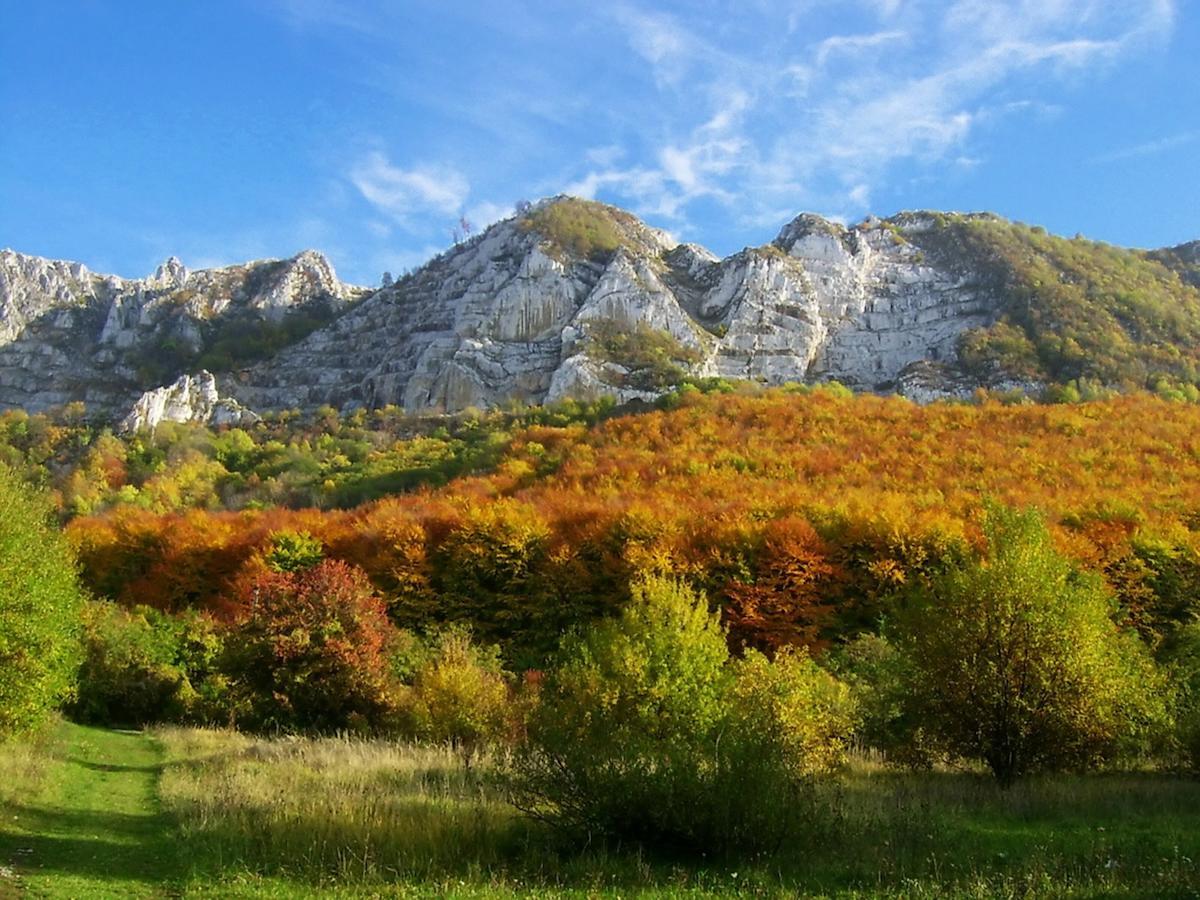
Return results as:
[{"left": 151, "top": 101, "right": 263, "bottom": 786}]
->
[{"left": 1, "top": 1, "right": 1196, "bottom": 286}]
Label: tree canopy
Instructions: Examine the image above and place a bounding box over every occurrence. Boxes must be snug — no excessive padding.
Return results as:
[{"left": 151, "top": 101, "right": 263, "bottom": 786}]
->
[{"left": 0, "top": 463, "right": 85, "bottom": 733}]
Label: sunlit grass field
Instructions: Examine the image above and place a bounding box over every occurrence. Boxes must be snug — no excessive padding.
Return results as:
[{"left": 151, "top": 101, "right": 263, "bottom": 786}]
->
[
  {"left": 153, "top": 727, "right": 1200, "bottom": 898},
  {"left": 1, "top": 721, "right": 1198, "bottom": 897}
]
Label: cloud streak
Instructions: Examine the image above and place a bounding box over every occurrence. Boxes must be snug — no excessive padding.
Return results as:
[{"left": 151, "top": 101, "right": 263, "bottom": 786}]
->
[
  {"left": 561, "top": 0, "right": 1177, "bottom": 225},
  {"left": 268, "top": 0, "right": 1178, "bottom": 267},
  {"left": 1089, "top": 131, "right": 1197, "bottom": 164},
  {"left": 349, "top": 152, "right": 470, "bottom": 224}
]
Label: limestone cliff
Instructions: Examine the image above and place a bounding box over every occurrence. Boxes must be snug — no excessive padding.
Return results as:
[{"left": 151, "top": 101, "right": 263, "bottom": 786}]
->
[
  {"left": 0, "top": 248, "right": 361, "bottom": 418},
  {"left": 222, "top": 199, "right": 1018, "bottom": 413},
  {"left": 119, "top": 371, "right": 258, "bottom": 433}
]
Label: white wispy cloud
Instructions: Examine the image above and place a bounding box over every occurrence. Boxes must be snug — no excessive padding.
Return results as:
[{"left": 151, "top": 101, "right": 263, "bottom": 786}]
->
[
  {"left": 348, "top": 152, "right": 469, "bottom": 223},
  {"left": 610, "top": 5, "right": 697, "bottom": 86},
  {"left": 567, "top": 0, "right": 1177, "bottom": 224},
  {"left": 815, "top": 30, "right": 908, "bottom": 68},
  {"left": 1089, "top": 131, "right": 1198, "bottom": 164},
  {"left": 271, "top": 0, "right": 380, "bottom": 36},
  {"left": 464, "top": 200, "right": 514, "bottom": 232},
  {"left": 269, "top": 0, "right": 1178, "bottom": 260}
]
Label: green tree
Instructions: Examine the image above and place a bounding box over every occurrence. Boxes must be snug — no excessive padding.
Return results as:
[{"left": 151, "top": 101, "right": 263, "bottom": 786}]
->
[
  {"left": 1164, "top": 623, "right": 1200, "bottom": 771},
  {"left": 71, "top": 603, "right": 228, "bottom": 727},
  {"left": 264, "top": 530, "right": 324, "bottom": 573},
  {"left": 831, "top": 632, "right": 937, "bottom": 768},
  {"left": 0, "top": 463, "right": 85, "bottom": 733},
  {"left": 896, "top": 504, "right": 1168, "bottom": 785},
  {"left": 509, "top": 575, "right": 854, "bottom": 853}
]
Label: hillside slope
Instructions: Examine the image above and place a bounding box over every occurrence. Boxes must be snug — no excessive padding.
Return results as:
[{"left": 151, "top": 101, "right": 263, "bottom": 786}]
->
[{"left": 66, "top": 389, "right": 1200, "bottom": 656}]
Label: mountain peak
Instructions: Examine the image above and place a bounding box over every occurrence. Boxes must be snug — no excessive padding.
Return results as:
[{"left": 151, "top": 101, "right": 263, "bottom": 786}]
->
[
  {"left": 773, "top": 213, "right": 847, "bottom": 254},
  {"left": 515, "top": 195, "right": 675, "bottom": 263},
  {"left": 151, "top": 256, "right": 189, "bottom": 289},
  {"left": 5, "top": 201, "right": 1200, "bottom": 427}
]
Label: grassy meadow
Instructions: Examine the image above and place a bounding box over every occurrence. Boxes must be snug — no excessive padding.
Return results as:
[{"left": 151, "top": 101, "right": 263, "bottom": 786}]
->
[
  {"left": 155, "top": 730, "right": 1200, "bottom": 897},
  {"left": 3, "top": 720, "right": 1197, "bottom": 898}
]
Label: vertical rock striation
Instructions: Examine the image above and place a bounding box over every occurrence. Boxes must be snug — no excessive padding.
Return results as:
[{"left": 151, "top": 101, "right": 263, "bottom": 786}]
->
[{"left": 222, "top": 199, "right": 1013, "bottom": 414}]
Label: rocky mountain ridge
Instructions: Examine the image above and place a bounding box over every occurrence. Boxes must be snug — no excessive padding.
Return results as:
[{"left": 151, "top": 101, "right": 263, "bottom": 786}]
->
[
  {"left": 0, "top": 247, "right": 363, "bottom": 423},
  {"left": 4, "top": 197, "right": 1197, "bottom": 430},
  {"left": 217, "top": 201, "right": 1024, "bottom": 420}
]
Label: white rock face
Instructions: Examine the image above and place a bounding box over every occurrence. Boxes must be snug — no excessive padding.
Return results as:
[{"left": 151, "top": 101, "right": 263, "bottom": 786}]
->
[
  {"left": 0, "top": 248, "right": 360, "bottom": 417},
  {"left": 150, "top": 257, "right": 189, "bottom": 289},
  {"left": 546, "top": 355, "right": 664, "bottom": 406},
  {"left": 895, "top": 361, "right": 1041, "bottom": 404},
  {"left": 120, "top": 371, "right": 259, "bottom": 433},
  {"left": 1, "top": 199, "right": 1067, "bottom": 422},
  {"left": 224, "top": 200, "right": 1014, "bottom": 414}
]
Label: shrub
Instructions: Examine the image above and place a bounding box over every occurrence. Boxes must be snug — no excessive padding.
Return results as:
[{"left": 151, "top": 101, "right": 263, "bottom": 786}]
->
[
  {"left": 1164, "top": 623, "right": 1200, "bottom": 771},
  {"left": 72, "top": 602, "right": 229, "bottom": 729},
  {"left": 896, "top": 504, "right": 1169, "bottom": 784},
  {"left": 0, "top": 463, "right": 85, "bottom": 734},
  {"left": 224, "top": 560, "right": 400, "bottom": 732},
  {"left": 404, "top": 627, "right": 513, "bottom": 764},
  {"left": 73, "top": 602, "right": 180, "bottom": 725},
  {"left": 509, "top": 575, "right": 853, "bottom": 854},
  {"left": 583, "top": 321, "right": 703, "bottom": 391},
  {"left": 71, "top": 602, "right": 227, "bottom": 726},
  {"left": 715, "top": 647, "right": 856, "bottom": 850},
  {"left": 831, "top": 632, "right": 935, "bottom": 767}
]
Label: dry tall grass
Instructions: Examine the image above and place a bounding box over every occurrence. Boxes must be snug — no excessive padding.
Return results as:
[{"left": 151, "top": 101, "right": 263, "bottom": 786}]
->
[
  {"left": 0, "top": 725, "right": 55, "bottom": 808},
  {"left": 156, "top": 727, "right": 527, "bottom": 884},
  {"left": 155, "top": 728, "right": 1200, "bottom": 896}
]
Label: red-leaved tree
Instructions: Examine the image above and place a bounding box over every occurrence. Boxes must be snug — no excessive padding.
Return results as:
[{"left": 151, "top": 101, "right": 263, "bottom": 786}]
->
[{"left": 224, "top": 559, "right": 399, "bottom": 732}]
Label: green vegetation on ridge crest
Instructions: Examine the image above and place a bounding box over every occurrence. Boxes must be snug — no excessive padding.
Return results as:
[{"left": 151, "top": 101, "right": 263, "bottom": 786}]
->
[
  {"left": 517, "top": 196, "right": 658, "bottom": 263},
  {"left": 900, "top": 213, "right": 1200, "bottom": 392}
]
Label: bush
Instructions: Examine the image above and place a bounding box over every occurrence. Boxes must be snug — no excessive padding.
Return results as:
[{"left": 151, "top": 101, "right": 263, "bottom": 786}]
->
[
  {"left": 509, "top": 575, "right": 853, "bottom": 854},
  {"left": 831, "top": 633, "right": 935, "bottom": 767},
  {"left": 404, "top": 627, "right": 513, "bottom": 764},
  {"left": 895, "top": 504, "right": 1169, "bottom": 784},
  {"left": 716, "top": 647, "right": 855, "bottom": 849},
  {"left": 728, "top": 649, "right": 854, "bottom": 776},
  {"left": 73, "top": 602, "right": 180, "bottom": 724},
  {"left": 71, "top": 602, "right": 227, "bottom": 726},
  {"left": 264, "top": 530, "right": 324, "bottom": 573},
  {"left": 1164, "top": 623, "right": 1200, "bottom": 771},
  {"left": 0, "top": 463, "right": 84, "bottom": 734},
  {"left": 583, "top": 321, "right": 703, "bottom": 391},
  {"left": 224, "top": 560, "right": 400, "bottom": 732}
]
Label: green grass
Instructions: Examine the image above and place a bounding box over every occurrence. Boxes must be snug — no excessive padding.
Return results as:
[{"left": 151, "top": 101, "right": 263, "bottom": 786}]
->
[
  {"left": 0, "top": 719, "right": 182, "bottom": 898},
  {"left": 2, "top": 724, "right": 1200, "bottom": 897}
]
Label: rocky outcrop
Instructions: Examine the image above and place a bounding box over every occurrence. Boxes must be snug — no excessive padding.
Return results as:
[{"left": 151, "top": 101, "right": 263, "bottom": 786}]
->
[
  {"left": 120, "top": 371, "right": 258, "bottom": 433},
  {"left": 0, "top": 248, "right": 361, "bottom": 418},
  {"left": 221, "top": 199, "right": 1016, "bottom": 415}
]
